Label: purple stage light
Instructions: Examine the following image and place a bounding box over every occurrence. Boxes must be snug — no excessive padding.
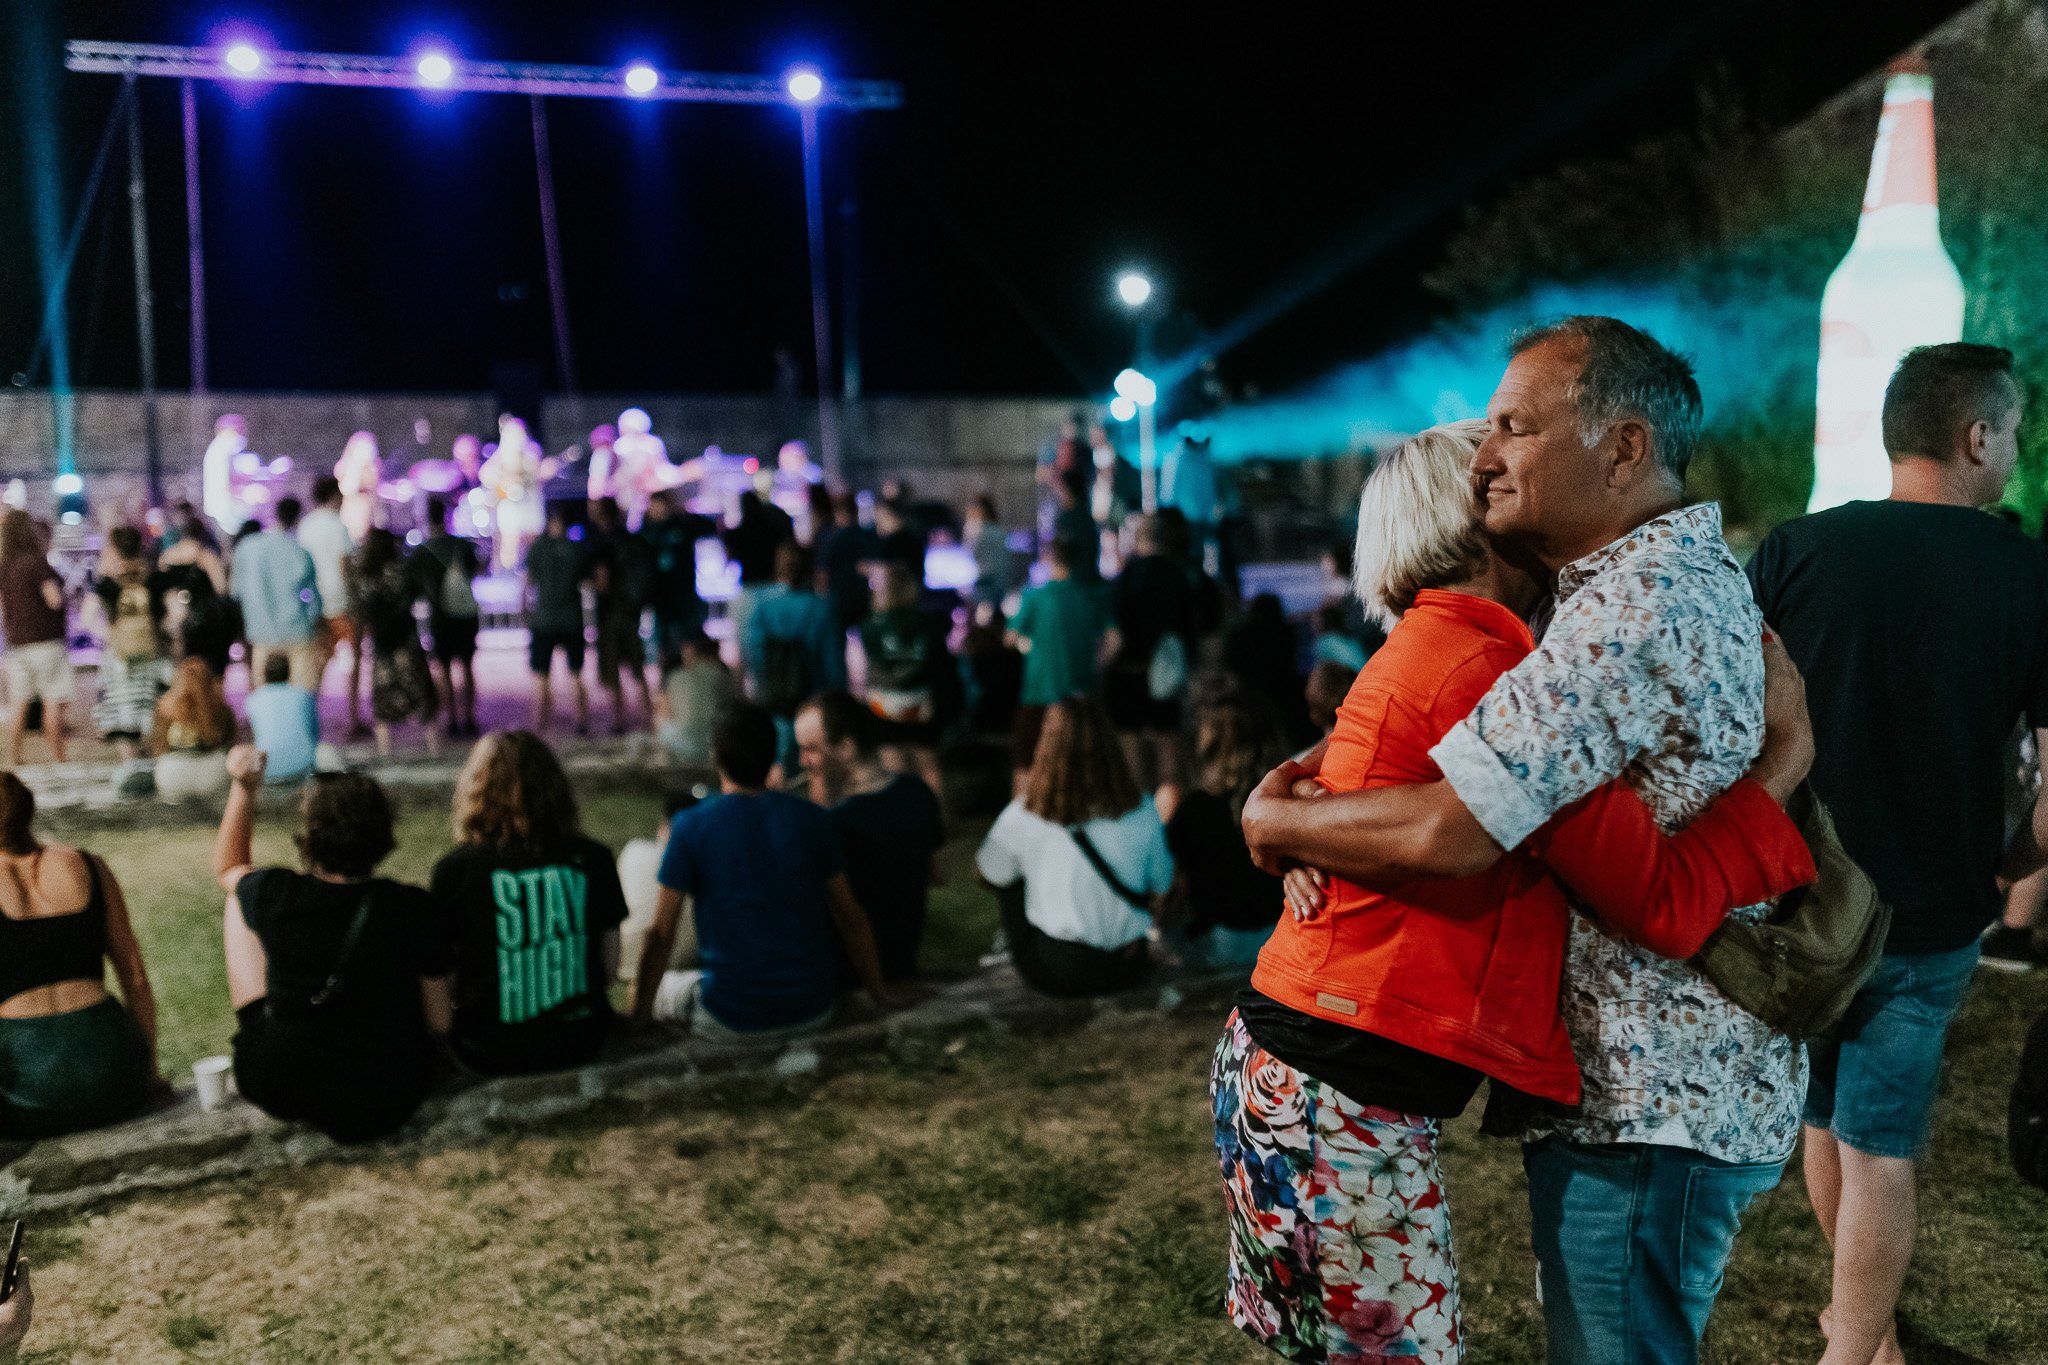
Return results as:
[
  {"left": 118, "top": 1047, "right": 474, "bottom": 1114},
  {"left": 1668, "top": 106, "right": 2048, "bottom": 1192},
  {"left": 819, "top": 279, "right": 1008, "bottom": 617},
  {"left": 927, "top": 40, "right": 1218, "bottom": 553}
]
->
[
  {"left": 785, "top": 67, "right": 823, "bottom": 103},
  {"left": 415, "top": 51, "right": 454, "bottom": 86},
  {"left": 223, "top": 43, "right": 264, "bottom": 76},
  {"left": 623, "top": 63, "right": 658, "bottom": 95}
]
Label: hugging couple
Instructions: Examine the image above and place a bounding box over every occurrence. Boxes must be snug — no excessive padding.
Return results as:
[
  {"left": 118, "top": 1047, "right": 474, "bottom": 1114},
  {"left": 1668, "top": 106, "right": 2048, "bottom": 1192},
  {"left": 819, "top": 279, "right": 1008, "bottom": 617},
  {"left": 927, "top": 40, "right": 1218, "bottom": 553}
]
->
[{"left": 1217, "top": 315, "right": 1817, "bottom": 1365}]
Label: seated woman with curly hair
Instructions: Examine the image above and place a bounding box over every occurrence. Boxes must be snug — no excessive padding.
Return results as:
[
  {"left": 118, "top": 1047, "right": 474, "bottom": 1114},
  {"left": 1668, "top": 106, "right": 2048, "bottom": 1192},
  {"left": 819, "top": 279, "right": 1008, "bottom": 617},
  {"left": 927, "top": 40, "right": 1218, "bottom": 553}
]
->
[
  {"left": 216, "top": 745, "right": 453, "bottom": 1143},
  {"left": 431, "top": 731, "right": 628, "bottom": 1075}
]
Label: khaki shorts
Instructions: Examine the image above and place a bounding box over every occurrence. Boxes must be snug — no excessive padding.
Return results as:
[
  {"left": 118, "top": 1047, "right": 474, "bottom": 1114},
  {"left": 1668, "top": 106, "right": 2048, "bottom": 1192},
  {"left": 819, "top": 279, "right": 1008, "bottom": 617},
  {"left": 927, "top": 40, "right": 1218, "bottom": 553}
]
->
[
  {"left": 250, "top": 641, "right": 325, "bottom": 693},
  {"left": 6, "top": 639, "right": 76, "bottom": 706}
]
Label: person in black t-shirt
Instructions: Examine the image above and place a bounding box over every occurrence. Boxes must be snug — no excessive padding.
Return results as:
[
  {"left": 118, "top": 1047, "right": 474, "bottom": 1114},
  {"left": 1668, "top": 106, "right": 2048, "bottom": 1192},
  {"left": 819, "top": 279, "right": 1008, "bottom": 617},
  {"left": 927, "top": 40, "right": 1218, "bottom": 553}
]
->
[
  {"left": 407, "top": 496, "right": 483, "bottom": 737},
  {"left": 1155, "top": 689, "right": 1287, "bottom": 973},
  {"left": 641, "top": 490, "right": 718, "bottom": 672},
  {"left": 1748, "top": 342, "right": 2048, "bottom": 1365},
  {"left": 793, "top": 692, "right": 943, "bottom": 981},
  {"left": 586, "top": 497, "right": 656, "bottom": 735},
  {"left": 216, "top": 747, "right": 453, "bottom": 1143},
  {"left": 430, "top": 731, "right": 628, "bottom": 1076},
  {"left": 1105, "top": 514, "right": 1197, "bottom": 789}
]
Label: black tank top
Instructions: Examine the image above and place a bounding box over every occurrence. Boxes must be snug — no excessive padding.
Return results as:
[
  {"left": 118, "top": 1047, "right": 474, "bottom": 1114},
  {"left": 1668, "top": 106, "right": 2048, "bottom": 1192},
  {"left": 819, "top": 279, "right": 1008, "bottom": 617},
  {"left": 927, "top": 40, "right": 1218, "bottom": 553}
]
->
[{"left": 0, "top": 854, "right": 108, "bottom": 1003}]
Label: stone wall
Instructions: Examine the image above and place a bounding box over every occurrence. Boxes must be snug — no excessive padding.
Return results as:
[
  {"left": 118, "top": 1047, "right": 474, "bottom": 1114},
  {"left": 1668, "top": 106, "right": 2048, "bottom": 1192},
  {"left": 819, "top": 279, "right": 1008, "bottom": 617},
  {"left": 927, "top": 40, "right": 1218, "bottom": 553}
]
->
[{"left": 0, "top": 389, "right": 1084, "bottom": 525}]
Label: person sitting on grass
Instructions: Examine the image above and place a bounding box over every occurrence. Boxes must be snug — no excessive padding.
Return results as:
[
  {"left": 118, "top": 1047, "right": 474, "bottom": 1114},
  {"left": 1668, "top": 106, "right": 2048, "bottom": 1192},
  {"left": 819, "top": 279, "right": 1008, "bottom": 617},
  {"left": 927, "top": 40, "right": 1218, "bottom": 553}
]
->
[
  {"left": 430, "top": 731, "right": 628, "bottom": 1076},
  {"left": 216, "top": 745, "right": 454, "bottom": 1143},
  {"left": 0, "top": 772, "right": 162, "bottom": 1139},
  {"left": 631, "top": 702, "right": 903, "bottom": 1037},
  {"left": 795, "top": 691, "right": 944, "bottom": 982},
  {"left": 654, "top": 631, "right": 736, "bottom": 770},
  {"left": 245, "top": 652, "right": 321, "bottom": 785},
  {"left": 616, "top": 790, "right": 701, "bottom": 983},
  {"left": 151, "top": 656, "right": 236, "bottom": 802},
  {"left": 975, "top": 697, "right": 1173, "bottom": 998},
  {"left": 1153, "top": 689, "right": 1290, "bottom": 973}
]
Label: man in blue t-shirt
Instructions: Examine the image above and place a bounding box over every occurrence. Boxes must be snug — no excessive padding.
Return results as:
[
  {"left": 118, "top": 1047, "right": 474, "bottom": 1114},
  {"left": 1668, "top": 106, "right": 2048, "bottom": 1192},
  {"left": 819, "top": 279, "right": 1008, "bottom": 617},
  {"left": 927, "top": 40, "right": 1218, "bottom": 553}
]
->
[{"left": 631, "top": 701, "right": 897, "bottom": 1034}]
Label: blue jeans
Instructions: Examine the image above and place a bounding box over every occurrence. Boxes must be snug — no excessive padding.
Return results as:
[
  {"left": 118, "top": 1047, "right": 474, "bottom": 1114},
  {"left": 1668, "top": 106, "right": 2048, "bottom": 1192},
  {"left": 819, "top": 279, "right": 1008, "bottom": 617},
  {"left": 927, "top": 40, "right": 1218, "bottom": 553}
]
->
[
  {"left": 1524, "top": 1136, "right": 1785, "bottom": 1365},
  {"left": 1803, "top": 942, "right": 1979, "bottom": 1159}
]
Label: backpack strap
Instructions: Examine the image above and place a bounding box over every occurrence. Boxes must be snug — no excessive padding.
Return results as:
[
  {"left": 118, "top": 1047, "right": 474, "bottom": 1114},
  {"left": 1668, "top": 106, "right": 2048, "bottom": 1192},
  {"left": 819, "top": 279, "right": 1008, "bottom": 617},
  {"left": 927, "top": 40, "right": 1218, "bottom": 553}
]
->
[{"left": 1069, "top": 826, "right": 1154, "bottom": 914}]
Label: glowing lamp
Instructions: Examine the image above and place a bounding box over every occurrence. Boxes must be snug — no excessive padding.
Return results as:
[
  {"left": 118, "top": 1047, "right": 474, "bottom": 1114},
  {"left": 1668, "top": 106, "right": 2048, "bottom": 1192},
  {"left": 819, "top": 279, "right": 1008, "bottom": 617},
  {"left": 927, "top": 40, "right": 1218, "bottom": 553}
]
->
[
  {"left": 785, "top": 68, "right": 823, "bottom": 103},
  {"left": 1116, "top": 272, "right": 1152, "bottom": 309},
  {"left": 415, "top": 52, "right": 454, "bottom": 86},
  {"left": 623, "top": 64, "right": 659, "bottom": 96},
  {"left": 52, "top": 472, "right": 84, "bottom": 496},
  {"left": 1113, "top": 368, "right": 1157, "bottom": 407},
  {"left": 1109, "top": 395, "right": 1139, "bottom": 423},
  {"left": 223, "top": 43, "right": 264, "bottom": 76}
]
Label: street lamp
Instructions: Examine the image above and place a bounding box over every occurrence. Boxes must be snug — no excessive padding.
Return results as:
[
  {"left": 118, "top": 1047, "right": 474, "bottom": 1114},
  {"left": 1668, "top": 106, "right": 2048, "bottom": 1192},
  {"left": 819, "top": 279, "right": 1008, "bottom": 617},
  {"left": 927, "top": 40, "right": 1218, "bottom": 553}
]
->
[
  {"left": 1116, "top": 270, "right": 1152, "bottom": 309},
  {"left": 1112, "top": 368, "right": 1160, "bottom": 511}
]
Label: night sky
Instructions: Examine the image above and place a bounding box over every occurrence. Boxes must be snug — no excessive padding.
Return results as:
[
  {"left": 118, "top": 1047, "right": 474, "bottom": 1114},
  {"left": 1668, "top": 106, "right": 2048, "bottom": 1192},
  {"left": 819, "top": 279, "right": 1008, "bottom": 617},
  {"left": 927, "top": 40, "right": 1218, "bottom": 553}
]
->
[{"left": 3, "top": 0, "right": 1972, "bottom": 403}]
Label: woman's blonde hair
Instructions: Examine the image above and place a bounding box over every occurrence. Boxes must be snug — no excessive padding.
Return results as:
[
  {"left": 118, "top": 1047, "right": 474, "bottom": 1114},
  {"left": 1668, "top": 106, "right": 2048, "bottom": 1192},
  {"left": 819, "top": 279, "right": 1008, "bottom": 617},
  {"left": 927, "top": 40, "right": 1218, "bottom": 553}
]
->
[
  {"left": 1021, "top": 698, "right": 1141, "bottom": 827},
  {"left": 1351, "top": 417, "right": 1491, "bottom": 629},
  {"left": 452, "top": 730, "right": 580, "bottom": 853}
]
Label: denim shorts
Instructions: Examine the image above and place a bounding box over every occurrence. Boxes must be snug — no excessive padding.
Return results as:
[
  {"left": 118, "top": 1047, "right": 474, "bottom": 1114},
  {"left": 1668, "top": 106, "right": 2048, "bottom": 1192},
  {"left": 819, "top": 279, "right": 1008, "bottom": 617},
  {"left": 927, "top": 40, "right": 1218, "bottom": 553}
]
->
[{"left": 1802, "top": 941, "right": 1980, "bottom": 1159}]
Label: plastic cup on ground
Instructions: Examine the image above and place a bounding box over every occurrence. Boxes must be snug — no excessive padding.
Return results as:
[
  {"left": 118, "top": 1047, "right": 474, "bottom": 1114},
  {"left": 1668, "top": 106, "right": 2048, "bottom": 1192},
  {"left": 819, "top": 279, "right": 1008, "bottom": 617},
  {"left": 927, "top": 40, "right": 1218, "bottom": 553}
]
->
[{"left": 192, "top": 1056, "right": 235, "bottom": 1111}]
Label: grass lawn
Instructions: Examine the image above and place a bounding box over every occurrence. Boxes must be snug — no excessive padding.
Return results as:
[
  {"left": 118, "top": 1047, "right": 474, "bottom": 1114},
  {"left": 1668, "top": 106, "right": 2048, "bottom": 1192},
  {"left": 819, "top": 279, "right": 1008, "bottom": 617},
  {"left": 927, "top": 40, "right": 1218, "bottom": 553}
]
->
[
  {"left": 84, "top": 781, "right": 999, "bottom": 1079},
  {"left": 19, "top": 781, "right": 2048, "bottom": 1362}
]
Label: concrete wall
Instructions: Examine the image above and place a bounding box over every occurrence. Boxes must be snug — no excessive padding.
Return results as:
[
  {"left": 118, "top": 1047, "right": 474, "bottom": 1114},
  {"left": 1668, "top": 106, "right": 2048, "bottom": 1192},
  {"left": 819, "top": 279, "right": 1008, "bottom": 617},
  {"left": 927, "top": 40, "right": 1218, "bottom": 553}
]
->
[{"left": 0, "top": 389, "right": 1084, "bottom": 526}]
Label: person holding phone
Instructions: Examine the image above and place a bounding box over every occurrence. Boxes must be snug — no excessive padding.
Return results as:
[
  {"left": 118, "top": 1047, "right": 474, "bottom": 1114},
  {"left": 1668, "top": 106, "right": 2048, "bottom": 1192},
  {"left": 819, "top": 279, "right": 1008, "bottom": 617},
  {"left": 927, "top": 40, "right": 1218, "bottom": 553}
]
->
[
  {"left": 216, "top": 746, "right": 455, "bottom": 1143},
  {"left": 0, "top": 773, "right": 161, "bottom": 1139},
  {"left": 0, "top": 1262, "right": 30, "bottom": 1361}
]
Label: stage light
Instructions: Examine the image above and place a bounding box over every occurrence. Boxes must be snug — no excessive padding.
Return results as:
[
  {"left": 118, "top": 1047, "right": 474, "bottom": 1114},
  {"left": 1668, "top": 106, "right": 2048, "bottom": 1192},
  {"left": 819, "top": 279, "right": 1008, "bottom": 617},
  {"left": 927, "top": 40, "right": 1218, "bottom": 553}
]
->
[
  {"left": 785, "top": 67, "right": 823, "bottom": 103},
  {"left": 52, "top": 472, "right": 83, "bottom": 496},
  {"left": 623, "top": 64, "right": 658, "bottom": 95},
  {"left": 415, "top": 51, "right": 454, "bottom": 86},
  {"left": 223, "top": 43, "right": 264, "bottom": 76},
  {"left": 1113, "top": 367, "right": 1157, "bottom": 406},
  {"left": 1109, "top": 395, "right": 1139, "bottom": 423},
  {"left": 1116, "top": 271, "right": 1152, "bottom": 309}
]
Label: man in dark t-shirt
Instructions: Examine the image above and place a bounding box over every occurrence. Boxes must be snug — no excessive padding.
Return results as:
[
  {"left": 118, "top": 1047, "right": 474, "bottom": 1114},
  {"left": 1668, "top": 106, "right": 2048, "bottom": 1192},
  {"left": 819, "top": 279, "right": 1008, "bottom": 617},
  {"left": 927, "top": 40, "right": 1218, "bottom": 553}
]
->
[
  {"left": 525, "top": 506, "right": 591, "bottom": 733},
  {"left": 429, "top": 835, "right": 629, "bottom": 1075},
  {"left": 793, "top": 691, "right": 944, "bottom": 980},
  {"left": 1748, "top": 342, "right": 2048, "bottom": 1365}
]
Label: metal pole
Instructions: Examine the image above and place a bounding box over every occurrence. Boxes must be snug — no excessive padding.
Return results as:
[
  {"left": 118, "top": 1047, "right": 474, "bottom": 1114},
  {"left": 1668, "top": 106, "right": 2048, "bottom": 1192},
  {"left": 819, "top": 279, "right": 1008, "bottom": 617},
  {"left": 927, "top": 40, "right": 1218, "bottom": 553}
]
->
[
  {"left": 529, "top": 95, "right": 578, "bottom": 429},
  {"left": 124, "top": 74, "right": 164, "bottom": 509},
  {"left": 181, "top": 78, "right": 208, "bottom": 458},
  {"left": 799, "top": 104, "right": 840, "bottom": 482},
  {"left": 1139, "top": 401, "right": 1157, "bottom": 513},
  {"left": 838, "top": 140, "right": 861, "bottom": 404}
]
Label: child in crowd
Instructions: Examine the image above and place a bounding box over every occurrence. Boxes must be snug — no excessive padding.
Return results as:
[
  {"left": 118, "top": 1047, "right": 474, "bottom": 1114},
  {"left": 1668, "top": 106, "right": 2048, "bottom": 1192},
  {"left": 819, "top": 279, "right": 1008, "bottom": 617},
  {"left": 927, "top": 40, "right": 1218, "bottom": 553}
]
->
[
  {"left": 245, "top": 653, "right": 322, "bottom": 784},
  {"left": 655, "top": 632, "right": 736, "bottom": 769}
]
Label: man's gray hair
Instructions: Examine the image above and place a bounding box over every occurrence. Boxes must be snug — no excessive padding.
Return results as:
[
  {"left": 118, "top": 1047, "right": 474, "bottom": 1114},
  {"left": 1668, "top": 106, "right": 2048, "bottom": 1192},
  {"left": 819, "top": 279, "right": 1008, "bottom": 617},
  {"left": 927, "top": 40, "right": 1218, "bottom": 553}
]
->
[{"left": 1510, "top": 316, "right": 1702, "bottom": 485}]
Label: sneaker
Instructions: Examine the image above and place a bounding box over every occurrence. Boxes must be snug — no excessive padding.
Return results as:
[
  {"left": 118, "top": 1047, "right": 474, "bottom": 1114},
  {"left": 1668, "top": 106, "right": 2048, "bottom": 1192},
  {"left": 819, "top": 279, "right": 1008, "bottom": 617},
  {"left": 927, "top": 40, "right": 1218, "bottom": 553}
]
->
[{"left": 1980, "top": 923, "right": 2041, "bottom": 972}]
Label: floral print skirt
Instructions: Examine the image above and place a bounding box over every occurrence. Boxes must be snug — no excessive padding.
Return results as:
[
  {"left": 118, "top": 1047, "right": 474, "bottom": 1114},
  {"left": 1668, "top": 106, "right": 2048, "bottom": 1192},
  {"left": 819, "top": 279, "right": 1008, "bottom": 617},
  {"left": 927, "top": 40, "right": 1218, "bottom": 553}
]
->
[{"left": 1211, "top": 1009, "right": 1462, "bottom": 1364}]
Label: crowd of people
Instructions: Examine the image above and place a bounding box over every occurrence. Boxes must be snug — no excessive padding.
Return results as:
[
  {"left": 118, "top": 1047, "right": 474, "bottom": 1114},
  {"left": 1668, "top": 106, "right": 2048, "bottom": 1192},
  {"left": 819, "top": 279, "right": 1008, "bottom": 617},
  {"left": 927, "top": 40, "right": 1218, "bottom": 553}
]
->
[{"left": 5, "top": 320, "right": 2048, "bottom": 1365}]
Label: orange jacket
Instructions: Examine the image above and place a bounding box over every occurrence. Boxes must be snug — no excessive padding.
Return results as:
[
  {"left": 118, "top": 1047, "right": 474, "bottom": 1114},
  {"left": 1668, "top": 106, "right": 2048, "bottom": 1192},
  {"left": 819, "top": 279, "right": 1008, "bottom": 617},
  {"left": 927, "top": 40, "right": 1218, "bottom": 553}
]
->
[{"left": 1250, "top": 590, "right": 1815, "bottom": 1104}]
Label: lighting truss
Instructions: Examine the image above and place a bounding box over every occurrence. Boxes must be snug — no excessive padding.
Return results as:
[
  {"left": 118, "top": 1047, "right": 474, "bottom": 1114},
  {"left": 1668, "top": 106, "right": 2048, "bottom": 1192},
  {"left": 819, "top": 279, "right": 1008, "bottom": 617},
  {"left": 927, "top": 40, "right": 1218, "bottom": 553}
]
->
[{"left": 64, "top": 40, "right": 904, "bottom": 109}]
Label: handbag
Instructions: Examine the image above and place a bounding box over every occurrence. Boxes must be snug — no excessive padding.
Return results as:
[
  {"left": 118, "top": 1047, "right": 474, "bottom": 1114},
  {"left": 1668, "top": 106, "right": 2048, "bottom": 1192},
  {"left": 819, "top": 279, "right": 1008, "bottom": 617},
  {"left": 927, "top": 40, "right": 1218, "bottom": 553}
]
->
[
  {"left": 1689, "top": 784, "right": 1891, "bottom": 1040},
  {"left": 1069, "top": 826, "right": 1156, "bottom": 915}
]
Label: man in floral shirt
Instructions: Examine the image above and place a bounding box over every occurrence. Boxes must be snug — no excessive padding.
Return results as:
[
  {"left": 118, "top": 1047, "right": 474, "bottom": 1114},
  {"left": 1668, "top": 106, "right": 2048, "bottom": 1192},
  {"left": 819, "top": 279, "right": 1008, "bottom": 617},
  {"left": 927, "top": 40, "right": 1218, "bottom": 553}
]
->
[{"left": 1245, "top": 316, "right": 1800, "bottom": 1364}]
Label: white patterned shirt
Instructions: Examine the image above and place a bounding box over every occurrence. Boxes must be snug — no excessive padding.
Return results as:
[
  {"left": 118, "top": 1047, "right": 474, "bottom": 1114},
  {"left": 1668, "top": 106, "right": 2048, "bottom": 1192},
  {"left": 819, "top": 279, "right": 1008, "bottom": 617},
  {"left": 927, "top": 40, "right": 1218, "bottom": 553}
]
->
[{"left": 1430, "top": 503, "right": 1805, "bottom": 1165}]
